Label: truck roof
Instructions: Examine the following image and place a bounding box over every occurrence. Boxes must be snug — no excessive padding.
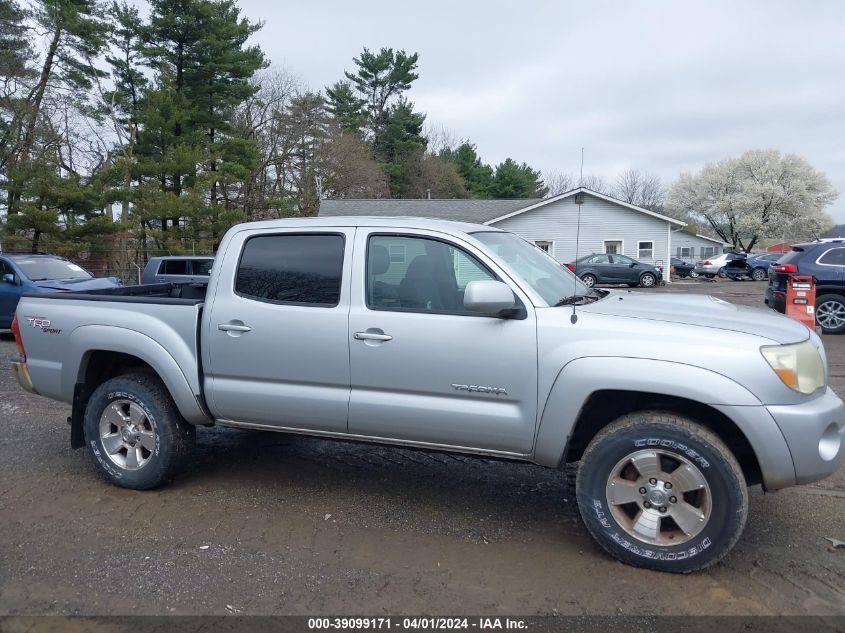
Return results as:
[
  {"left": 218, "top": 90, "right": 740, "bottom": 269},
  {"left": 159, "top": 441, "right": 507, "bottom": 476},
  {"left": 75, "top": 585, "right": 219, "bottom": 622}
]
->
[{"left": 230, "top": 216, "right": 505, "bottom": 236}]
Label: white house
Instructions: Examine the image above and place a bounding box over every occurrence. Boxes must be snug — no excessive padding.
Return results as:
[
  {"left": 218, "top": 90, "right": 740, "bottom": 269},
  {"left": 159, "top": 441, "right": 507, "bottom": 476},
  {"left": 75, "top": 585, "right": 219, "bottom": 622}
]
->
[
  {"left": 672, "top": 228, "right": 729, "bottom": 260},
  {"left": 320, "top": 188, "right": 686, "bottom": 276}
]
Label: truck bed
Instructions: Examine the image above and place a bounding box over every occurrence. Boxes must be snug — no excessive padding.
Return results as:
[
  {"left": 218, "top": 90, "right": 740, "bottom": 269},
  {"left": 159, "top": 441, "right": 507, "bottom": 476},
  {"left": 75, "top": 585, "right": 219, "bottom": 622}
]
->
[
  {"left": 14, "top": 282, "right": 207, "bottom": 417},
  {"left": 23, "top": 281, "right": 207, "bottom": 305}
]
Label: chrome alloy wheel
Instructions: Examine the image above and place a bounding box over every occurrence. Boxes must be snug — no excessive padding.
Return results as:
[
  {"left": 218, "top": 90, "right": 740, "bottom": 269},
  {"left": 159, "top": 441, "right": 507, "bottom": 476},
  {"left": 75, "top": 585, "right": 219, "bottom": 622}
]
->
[
  {"left": 605, "top": 449, "right": 711, "bottom": 546},
  {"left": 817, "top": 300, "right": 845, "bottom": 331},
  {"left": 99, "top": 399, "right": 156, "bottom": 470}
]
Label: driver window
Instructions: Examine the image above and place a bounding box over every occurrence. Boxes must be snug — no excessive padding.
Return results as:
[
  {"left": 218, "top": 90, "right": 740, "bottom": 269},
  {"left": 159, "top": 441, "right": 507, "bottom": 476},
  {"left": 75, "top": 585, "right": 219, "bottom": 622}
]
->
[
  {"left": 611, "top": 254, "right": 634, "bottom": 265},
  {"left": 367, "top": 235, "right": 495, "bottom": 313}
]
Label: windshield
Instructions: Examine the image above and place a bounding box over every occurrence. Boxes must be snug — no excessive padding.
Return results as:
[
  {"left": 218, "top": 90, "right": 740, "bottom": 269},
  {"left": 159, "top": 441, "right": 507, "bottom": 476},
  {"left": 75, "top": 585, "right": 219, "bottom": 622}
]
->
[
  {"left": 473, "top": 231, "right": 591, "bottom": 305},
  {"left": 14, "top": 257, "right": 92, "bottom": 281}
]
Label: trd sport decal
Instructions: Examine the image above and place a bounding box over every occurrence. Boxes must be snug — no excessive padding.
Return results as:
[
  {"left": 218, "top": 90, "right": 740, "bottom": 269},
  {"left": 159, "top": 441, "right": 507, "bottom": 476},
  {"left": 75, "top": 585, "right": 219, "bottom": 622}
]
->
[{"left": 26, "top": 317, "right": 62, "bottom": 335}]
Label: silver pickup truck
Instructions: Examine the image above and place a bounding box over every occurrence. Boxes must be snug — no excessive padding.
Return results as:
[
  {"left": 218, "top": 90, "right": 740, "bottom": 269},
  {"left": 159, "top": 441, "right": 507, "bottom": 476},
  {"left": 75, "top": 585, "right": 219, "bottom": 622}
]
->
[{"left": 10, "top": 217, "right": 845, "bottom": 573}]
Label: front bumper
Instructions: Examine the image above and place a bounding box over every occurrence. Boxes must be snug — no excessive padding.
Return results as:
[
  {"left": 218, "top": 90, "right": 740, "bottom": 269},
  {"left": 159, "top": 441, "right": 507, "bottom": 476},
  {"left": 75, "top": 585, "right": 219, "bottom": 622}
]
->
[
  {"left": 11, "top": 355, "right": 38, "bottom": 395},
  {"left": 767, "top": 387, "right": 845, "bottom": 485}
]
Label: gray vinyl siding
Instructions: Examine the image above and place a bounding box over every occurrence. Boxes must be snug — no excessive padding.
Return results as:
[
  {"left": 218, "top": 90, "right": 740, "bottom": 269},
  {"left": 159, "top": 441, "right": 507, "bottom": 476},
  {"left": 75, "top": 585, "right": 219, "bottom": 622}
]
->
[
  {"left": 672, "top": 232, "right": 727, "bottom": 260},
  {"left": 490, "top": 193, "right": 671, "bottom": 268}
]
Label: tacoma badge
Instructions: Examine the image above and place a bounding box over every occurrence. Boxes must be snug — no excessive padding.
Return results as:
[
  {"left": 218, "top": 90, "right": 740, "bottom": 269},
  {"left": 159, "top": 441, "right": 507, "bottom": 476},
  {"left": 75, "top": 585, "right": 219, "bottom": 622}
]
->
[{"left": 451, "top": 383, "right": 508, "bottom": 395}]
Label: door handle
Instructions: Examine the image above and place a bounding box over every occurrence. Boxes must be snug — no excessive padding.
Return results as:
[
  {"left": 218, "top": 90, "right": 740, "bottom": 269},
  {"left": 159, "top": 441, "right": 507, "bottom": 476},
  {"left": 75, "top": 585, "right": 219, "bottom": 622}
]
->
[
  {"left": 218, "top": 323, "right": 252, "bottom": 333},
  {"left": 353, "top": 331, "right": 393, "bottom": 342}
]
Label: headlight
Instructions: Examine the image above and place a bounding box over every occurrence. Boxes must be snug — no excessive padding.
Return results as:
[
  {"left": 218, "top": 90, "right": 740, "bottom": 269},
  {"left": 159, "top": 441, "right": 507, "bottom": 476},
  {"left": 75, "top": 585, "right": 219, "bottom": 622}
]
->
[{"left": 760, "top": 340, "right": 825, "bottom": 394}]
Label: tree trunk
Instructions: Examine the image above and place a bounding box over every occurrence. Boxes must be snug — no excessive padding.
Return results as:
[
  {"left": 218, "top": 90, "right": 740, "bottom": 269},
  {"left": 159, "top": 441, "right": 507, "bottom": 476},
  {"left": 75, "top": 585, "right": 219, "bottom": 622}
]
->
[{"left": 8, "top": 25, "right": 63, "bottom": 215}]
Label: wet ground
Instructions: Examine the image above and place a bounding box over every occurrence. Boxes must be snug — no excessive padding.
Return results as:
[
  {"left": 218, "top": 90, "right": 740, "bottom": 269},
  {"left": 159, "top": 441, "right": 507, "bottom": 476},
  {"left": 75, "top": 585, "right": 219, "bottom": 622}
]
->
[{"left": 0, "top": 279, "right": 843, "bottom": 616}]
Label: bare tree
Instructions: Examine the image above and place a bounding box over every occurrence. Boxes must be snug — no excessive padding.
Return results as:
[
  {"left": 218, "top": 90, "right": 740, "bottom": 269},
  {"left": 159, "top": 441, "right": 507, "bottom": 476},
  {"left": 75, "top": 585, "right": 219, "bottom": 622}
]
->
[
  {"left": 614, "top": 168, "right": 666, "bottom": 211},
  {"left": 543, "top": 171, "right": 575, "bottom": 196},
  {"left": 424, "top": 123, "right": 459, "bottom": 156},
  {"left": 580, "top": 174, "right": 611, "bottom": 194}
]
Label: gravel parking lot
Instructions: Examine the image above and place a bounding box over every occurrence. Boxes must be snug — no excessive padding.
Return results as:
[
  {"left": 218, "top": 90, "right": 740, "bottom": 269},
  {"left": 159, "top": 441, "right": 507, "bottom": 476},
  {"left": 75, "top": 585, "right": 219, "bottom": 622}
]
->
[{"left": 0, "top": 279, "right": 843, "bottom": 616}]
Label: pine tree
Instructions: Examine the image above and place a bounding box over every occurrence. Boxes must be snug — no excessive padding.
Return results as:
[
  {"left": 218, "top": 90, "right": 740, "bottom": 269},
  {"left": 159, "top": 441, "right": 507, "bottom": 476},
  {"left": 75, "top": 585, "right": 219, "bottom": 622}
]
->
[
  {"left": 490, "top": 158, "right": 548, "bottom": 198},
  {"left": 440, "top": 142, "right": 494, "bottom": 198},
  {"left": 325, "top": 81, "right": 367, "bottom": 134},
  {"left": 5, "top": 0, "right": 108, "bottom": 215}
]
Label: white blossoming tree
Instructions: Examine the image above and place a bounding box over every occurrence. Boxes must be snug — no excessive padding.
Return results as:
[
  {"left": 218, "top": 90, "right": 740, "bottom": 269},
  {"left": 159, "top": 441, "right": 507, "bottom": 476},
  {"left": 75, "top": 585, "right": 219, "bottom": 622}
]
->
[{"left": 668, "top": 149, "right": 838, "bottom": 251}]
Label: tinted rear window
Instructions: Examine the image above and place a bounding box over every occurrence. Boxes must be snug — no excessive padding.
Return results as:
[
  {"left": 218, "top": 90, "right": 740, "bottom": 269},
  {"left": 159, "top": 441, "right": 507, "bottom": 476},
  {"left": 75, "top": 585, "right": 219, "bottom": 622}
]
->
[
  {"left": 236, "top": 234, "right": 344, "bottom": 306},
  {"left": 192, "top": 259, "right": 213, "bottom": 275},
  {"left": 160, "top": 260, "right": 188, "bottom": 275},
  {"left": 777, "top": 248, "right": 805, "bottom": 265}
]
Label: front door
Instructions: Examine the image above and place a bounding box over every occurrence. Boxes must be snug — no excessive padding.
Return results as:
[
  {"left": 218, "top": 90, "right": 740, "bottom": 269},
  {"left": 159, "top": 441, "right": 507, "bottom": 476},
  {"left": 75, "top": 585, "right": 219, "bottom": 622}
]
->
[
  {"left": 608, "top": 254, "right": 640, "bottom": 283},
  {"left": 0, "top": 258, "right": 24, "bottom": 328},
  {"left": 203, "top": 228, "right": 354, "bottom": 432},
  {"left": 347, "top": 230, "right": 538, "bottom": 454}
]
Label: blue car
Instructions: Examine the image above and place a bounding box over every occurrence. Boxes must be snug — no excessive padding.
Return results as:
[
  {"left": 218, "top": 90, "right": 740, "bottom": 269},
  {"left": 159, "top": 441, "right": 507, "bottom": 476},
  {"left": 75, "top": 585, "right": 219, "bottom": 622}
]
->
[
  {"left": 745, "top": 252, "right": 782, "bottom": 281},
  {"left": 0, "top": 253, "right": 121, "bottom": 328}
]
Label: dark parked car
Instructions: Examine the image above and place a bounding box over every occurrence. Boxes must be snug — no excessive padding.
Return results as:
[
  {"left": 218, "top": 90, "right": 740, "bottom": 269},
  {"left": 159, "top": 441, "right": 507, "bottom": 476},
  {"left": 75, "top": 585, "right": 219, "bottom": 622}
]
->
[
  {"left": 745, "top": 252, "right": 782, "bottom": 281},
  {"left": 141, "top": 256, "right": 215, "bottom": 284},
  {"left": 671, "top": 257, "right": 697, "bottom": 278},
  {"left": 0, "top": 253, "right": 120, "bottom": 328},
  {"left": 566, "top": 253, "right": 662, "bottom": 288},
  {"left": 765, "top": 240, "right": 845, "bottom": 333}
]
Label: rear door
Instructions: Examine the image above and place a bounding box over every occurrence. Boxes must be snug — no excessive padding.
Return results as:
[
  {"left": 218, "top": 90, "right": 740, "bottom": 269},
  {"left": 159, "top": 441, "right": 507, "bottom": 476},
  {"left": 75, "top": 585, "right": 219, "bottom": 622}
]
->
[
  {"left": 587, "top": 254, "right": 613, "bottom": 282},
  {"left": 156, "top": 259, "right": 188, "bottom": 283},
  {"left": 347, "top": 229, "right": 538, "bottom": 453},
  {"left": 203, "top": 228, "right": 354, "bottom": 431},
  {"left": 814, "top": 247, "right": 845, "bottom": 288}
]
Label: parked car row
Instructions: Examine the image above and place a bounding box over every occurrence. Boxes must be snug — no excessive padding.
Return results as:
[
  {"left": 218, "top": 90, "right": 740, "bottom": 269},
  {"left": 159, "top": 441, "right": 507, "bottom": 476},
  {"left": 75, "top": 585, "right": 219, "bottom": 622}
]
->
[{"left": 695, "top": 252, "right": 781, "bottom": 280}]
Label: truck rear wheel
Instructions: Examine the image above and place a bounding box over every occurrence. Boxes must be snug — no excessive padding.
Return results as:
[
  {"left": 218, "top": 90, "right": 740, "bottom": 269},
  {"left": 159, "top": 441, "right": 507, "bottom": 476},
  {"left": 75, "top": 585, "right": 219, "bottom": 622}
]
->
[
  {"left": 575, "top": 411, "right": 747, "bottom": 573},
  {"left": 83, "top": 372, "right": 194, "bottom": 489}
]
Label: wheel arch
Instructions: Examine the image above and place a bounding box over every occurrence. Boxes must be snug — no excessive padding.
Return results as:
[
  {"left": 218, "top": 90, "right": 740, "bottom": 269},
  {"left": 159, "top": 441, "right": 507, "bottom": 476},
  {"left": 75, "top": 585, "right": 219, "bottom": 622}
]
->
[
  {"left": 65, "top": 326, "right": 209, "bottom": 427},
  {"left": 534, "top": 357, "right": 795, "bottom": 489}
]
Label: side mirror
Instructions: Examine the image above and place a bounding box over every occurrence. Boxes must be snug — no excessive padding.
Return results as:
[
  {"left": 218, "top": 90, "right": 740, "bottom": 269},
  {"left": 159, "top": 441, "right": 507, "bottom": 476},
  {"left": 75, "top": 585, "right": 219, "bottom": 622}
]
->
[
  {"left": 2, "top": 273, "right": 17, "bottom": 285},
  {"left": 629, "top": 262, "right": 637, "bottom": 267},
  {"left": 464, "top": 280, "right": 516, "bottom": 316}
]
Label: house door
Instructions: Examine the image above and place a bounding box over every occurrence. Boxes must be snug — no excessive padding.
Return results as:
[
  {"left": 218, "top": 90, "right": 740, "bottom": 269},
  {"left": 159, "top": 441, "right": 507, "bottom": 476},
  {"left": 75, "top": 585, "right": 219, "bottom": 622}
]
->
[{"left": 604, "top": 240, "right": 623, "bottom": 255}]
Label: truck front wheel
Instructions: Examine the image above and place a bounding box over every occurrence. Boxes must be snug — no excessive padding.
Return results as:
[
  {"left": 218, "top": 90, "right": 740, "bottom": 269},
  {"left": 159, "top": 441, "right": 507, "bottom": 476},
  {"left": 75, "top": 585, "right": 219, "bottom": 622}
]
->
[
  {"left": 83, "top": 372, "right": 195, "bottom": 489},
  {"left": 575, "top": 411, "right": 747, "bottom": 573}
]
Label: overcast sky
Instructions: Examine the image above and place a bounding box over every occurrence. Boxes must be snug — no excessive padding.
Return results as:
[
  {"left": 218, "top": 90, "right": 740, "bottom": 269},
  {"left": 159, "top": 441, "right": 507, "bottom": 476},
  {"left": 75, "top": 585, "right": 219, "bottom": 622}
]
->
[{"left": 240, "top": 0, "right": 845, "bottom": 220}]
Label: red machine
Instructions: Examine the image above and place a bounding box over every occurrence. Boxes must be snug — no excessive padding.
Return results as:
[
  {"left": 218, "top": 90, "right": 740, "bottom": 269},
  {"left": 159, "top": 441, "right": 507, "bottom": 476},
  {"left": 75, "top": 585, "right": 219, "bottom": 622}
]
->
[{"left": 785, "top": 275, "right": 816, "bottom": 329}]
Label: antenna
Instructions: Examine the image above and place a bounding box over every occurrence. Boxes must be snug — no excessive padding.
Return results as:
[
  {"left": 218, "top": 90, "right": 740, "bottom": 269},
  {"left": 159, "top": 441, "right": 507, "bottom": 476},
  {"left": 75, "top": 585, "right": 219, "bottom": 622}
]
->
[
  {"left": 572, "top": 148, "right": 585, "bottom": 324},
  {"left": 579, "top": 147, "right": 584, "bottom": 186}
]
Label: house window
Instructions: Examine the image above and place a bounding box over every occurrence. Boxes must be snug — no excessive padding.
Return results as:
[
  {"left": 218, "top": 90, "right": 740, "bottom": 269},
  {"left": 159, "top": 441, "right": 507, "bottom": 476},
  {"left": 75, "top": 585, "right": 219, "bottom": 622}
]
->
[
  {"left": 678, "top": 247, "right": 693, "bottom": 259},
  {"left": 637, "top": 241, "right": 654, "bottom": 259},
  {"left": 534, "top": 240, "right": 553, "bottom": 254},
  {"left": 701, "top": 246, "right": 716, "bottom": 258},
  {"left": 603, "top": 240, "right": 623, "bottom": 255},
  {"left": 389, "top": 244, "right": 405, "bottom": 263}
]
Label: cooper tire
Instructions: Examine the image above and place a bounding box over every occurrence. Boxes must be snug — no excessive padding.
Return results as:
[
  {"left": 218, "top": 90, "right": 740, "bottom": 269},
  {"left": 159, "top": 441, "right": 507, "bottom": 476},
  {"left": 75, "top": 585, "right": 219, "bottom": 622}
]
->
[
  {"left": 576, "top": 411, "right": 747, "bottom": 573},
  {"left": 717, "top": 267, "right": 727, "bottom": 278},
  {"left": 815, "top": 294, "right": 845, "bottom": 334},
  {"left": 83, "top": 372, "right": 195, "bottom": 490}
]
